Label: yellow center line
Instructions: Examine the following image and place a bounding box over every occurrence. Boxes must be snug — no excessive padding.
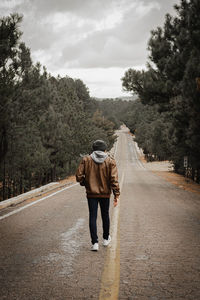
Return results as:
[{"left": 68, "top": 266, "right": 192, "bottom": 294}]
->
[{"left": 99, "top": 171, "right": 124, "bottom": 300}]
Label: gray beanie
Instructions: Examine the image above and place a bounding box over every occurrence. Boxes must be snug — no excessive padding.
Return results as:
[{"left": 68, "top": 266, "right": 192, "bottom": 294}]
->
[{"left": 92, "top": 140, "right": 107, "bottom": 151}]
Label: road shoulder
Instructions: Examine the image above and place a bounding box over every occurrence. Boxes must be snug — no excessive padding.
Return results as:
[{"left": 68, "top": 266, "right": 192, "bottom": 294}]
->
[
  {"left": 142, "top": 159, "right": 200, "bottom": 196},
  {"left": 0, "top": 176, "right": 76, "bottom": 211}
]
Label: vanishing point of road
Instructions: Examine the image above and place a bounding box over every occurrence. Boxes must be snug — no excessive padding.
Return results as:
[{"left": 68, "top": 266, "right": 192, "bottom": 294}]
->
[{"left": 0, "top": 127, "right": 200, "bottom": 299}]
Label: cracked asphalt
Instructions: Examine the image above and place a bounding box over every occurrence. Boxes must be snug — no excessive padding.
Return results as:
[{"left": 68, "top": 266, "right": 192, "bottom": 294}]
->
[{"left": 0, "top": 128, "right": 200, "bottom": 299}]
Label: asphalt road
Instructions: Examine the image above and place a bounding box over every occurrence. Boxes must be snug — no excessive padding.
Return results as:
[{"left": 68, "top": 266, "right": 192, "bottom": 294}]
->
[{"left": 0, "top": 128, "right": 200, "bottom": 300}]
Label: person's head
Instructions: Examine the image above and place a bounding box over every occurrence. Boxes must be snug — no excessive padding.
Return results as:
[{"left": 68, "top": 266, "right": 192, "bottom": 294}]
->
[{"left": 92, "top": 140, "right": 107, "bottom": 152}]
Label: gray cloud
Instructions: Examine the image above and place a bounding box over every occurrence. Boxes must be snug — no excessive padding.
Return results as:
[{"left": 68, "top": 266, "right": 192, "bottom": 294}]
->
[
  {"left": 1, "top": 0, "right": 179, "bottom": 69},
  {"left": 1, "top": 0, "right": 117, "bottom": 20},
  {"left": 0, "top": 0, "right": 180, "bottom": 97},
  {"left": 58, "top": 0, "right": 179, "bottom": 69}
]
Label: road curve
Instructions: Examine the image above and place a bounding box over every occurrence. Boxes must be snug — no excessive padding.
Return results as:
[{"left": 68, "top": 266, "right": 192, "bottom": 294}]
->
[{"left": 0, "top": 127, "right": 200, "bottom": 300}]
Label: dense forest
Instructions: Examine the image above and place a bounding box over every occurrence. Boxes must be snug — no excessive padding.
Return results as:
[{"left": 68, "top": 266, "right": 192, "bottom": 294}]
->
[
  {"left": 1, "top": 0, "right": 200, "bottom": 200},
  {"left": 97, "top": 0, "right": 200, "bottom": 182},
  {"left": 95, "top": 0, "right": 200, "bottom": 185},
  {"left": 0, "top": 14, "right": 116, "bottom": 200}
]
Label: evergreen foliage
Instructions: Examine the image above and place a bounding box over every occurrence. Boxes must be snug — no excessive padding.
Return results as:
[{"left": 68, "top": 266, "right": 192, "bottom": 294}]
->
[
  {"left": 0, "top": 14, "right": 116, "bottom": 200},
  {"left": 121, "top": 0, "right": 200, "bottom": 182}
]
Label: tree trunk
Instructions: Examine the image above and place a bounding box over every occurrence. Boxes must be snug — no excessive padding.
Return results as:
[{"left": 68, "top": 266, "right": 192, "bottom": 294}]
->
[
  {"left": 29, "top": 175, "right": 32, "bottom": 191},
  {"left": 20, "top": 168, "right": 23, "bottom": 194},
  {"left": 8, "top": 178, "right": 11, "bottom": 199},
  {"left": 69, "top": 160, "right": 72, "bottom": 173},
  {"left": 12, "top": 180, "right": 16, "bottom": 197},
  {"left": 196, "top": 169, "right": 200, "bottom": 184},
  {"left": 3, "top": 158, "right": 6, "bottom": 200},
  {"left": 192, "top": 168, "right": 195, "bottom": 181}
]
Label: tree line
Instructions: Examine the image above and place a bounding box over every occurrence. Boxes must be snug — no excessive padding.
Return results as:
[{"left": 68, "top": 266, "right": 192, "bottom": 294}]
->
[
  {"left": 0, "top": 14, "right": 116, "bottom": 200},
  {"left": 95, "top": 0, "right": 200, "bottom": 183},
  {"left": 1, "top": 0, "right": 199, "bottom": 201},
  {"left": 121, "top": 0, "right": 200, "bottom": 182}
]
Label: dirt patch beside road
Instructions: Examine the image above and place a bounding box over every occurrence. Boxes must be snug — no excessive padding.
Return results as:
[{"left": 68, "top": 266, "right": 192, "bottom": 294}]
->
[
  {"left": 142, "top": 158, "right": 200, "bottom": 196},
  {"left": 152, "top": 170, "right": 200, "bottom": 196}
]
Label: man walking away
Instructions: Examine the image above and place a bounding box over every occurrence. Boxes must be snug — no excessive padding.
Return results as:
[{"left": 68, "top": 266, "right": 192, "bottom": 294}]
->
[{"left": 76, "top": 140, "right": 120, "bottom": 251}]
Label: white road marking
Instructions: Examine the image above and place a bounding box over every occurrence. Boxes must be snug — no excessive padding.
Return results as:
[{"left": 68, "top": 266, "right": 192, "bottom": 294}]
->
[
  {"left": 133, "top": 142, "right": 146, "bottom": 169},
  {"left": 0, "top": 183, "right": 79, "bottom": 221},
  {"left": 128, "top": 136, "right": 146, "bottom": 170},
  {"left": 59, "top": 218, "right": 85, "bottom": 275},
  {"left": 33, "top": 218, "right": 85, "bottom": 276},
  {"left": 113, "top": 136, "right": 119, "bottom": 157}
]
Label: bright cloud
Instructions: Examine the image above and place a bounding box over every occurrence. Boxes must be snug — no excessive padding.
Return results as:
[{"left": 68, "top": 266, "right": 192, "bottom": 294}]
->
[{"left": 0, "top": 0, "right": 179, "bottom": 98}]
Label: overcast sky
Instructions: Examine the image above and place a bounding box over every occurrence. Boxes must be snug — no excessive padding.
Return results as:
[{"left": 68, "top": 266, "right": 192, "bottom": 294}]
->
[{"left": 1, "top": 0, "right": 179, "bottom": 98}]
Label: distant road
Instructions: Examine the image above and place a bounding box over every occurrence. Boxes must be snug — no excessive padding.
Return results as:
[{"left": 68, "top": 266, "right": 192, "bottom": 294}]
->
[{"left": 1, "top": 128, "right": 200, "bottom": 299}]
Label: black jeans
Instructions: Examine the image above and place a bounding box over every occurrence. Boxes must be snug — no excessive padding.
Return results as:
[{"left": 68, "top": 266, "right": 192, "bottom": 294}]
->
[{"left": 87, "top": 197, "right": 110, "bottom": 244}]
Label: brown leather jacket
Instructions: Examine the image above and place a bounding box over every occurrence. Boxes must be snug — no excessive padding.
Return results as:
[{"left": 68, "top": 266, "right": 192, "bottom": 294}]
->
[{"left": 76, "top": 154, "right": 120, "bottom": 198}]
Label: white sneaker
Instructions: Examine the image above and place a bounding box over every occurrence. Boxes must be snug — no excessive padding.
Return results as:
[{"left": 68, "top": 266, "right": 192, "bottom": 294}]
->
[
  {"left": 91, "top": 243, "right": 99, "bottom": 251},
  {"left": 103, "top": 235, "right": 111, "bottom": 246}
]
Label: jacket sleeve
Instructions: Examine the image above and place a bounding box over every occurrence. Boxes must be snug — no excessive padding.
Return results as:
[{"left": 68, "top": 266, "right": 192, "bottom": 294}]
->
[
  {"left": 76, "top": 158, "right": 85, "bottom": 186},
  {"left": 110, "top": 159, "right": 120, "bottom": 197}
]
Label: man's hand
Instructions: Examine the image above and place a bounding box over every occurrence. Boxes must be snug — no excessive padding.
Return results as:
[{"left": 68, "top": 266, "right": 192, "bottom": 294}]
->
[{"left": 114, "top": 197, "right": 119, "bottom": 207}]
